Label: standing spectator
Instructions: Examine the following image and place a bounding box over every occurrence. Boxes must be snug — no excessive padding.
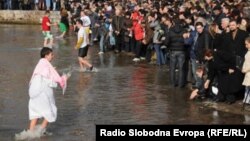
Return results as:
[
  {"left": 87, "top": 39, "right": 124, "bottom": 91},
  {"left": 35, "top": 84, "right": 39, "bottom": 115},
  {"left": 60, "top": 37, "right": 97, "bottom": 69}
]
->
[
  {"left": 166, "top": 18, "right": 186, "bottom": 88},
  {"left": 218, "top": 19, "right": 249, "bottom": 104},
  {"left": 242, "top": 37, "right": 250, "bottom": 105},
  {"left": 212, "top": 5, "right": 226, "bottom": 30},
  {"left": 45, "top": 0, "right": 51, "bottom": 10},
  {"left": 149, "top": 12, "right": 165, "bottom": 66},
  {"left": 112, "top": 6, "right": 124, "bottom": 53},
  {"left": 122, "top": 11, "right": 133, "bottom": 52}
]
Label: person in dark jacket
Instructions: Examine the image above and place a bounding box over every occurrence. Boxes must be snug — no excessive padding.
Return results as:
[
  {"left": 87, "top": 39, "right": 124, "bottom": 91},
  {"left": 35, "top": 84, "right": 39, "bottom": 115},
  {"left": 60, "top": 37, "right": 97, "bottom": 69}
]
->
[
  {"left": 122, "top": 11, "right": 133, "bottom": 52},
  {"left": 165, "top": 18, "right": 186, "bottom": 87},
  {"left": 217, "top": 19, "right": 249, "bottom": 104},
  {"left": 189, "top": 22, "right": 210, "bottom": 89},
  {"left": 112, "top": 6, "right": 124, "bottom": 53}
]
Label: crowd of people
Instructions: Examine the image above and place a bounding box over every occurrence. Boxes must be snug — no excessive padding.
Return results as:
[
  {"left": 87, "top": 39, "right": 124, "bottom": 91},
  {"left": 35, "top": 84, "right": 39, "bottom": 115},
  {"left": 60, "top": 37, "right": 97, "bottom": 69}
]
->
[
  {"left": 44, "top": 0, "right": 250, "bottom": 104},
  {"left": 55, "top": 0, "right": 250, "bottom": 105}
]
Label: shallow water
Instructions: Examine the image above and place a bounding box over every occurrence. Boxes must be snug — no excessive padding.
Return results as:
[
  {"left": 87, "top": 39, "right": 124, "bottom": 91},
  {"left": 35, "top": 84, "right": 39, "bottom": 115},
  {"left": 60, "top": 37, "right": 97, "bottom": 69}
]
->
[{"left": 0, "top": 24, "right": 249, "bottom": 141}]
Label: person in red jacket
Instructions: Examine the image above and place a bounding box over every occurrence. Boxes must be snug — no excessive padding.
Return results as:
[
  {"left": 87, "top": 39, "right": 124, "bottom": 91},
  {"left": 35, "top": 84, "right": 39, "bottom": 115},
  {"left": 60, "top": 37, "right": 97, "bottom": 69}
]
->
[
  {"left": 132, "top": 19, "right": 145, "bottom": 62},
  {"left": 42, "top": 10, "right": 55, "bottom": 48}
]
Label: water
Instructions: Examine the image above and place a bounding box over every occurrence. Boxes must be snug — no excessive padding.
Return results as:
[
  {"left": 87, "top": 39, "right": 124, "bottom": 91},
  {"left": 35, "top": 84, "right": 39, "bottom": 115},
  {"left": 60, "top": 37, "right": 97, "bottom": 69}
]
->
[{"left": 0, "top": 24, "right": 249, "bottom": 141}]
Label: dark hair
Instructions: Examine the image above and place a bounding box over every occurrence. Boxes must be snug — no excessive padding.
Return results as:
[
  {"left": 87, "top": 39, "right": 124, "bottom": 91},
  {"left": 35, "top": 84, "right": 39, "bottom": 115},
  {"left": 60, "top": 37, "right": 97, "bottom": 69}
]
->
[
  {"left": 76, "top": 19, "right": 83, "bottom": 25},
  {"left": 41, "top": 47, "right": 53, "bottom": 58},
  {"left": 204, "top": 49, "right": 213, "bottom": 58},
  {"left": 195, "top": 22, "right": 204, "bottom": 27},
  {"left": 45, "top": 10, "right": 50, "bottom": 14}
]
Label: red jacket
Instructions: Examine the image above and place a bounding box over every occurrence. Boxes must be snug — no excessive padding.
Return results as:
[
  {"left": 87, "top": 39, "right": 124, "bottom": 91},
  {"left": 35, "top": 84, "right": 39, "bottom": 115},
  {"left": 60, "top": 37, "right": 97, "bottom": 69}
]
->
[
  {"left": 131, "top": 11, "right": 143, "bottom": 26},
  {"left": 133, "top": 22, "right": 144, "bottom": 41},
  {"left": 42, "top": 16, "right": 50, "bottom": 31}
]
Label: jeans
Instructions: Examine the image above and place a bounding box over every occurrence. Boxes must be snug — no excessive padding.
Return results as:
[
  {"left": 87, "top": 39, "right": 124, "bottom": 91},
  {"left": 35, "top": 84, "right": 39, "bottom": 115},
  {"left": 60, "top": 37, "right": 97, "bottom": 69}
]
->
[
  {"left": 90, "top": 27, "right": 98, "bottom": 45},
  {"left": 99, "top": 35, "right": 105, "bottom": 52},
  {"left": 5, "top": 0, "right": 11, "bottom": 9},
  {"left": 45, "top": 0, "right": 50, "bottom": 10},
  {"left": 243, "top": 86, "right": 250, "bottom": 104},
  {"left": 170, "top": 51, "right": 185, "bottom": 87},
  {"left": 190, "top": 58, "right": 202, "bottom": 87},
  {"left": 154, "top": 44, "right": 165, "bottom": 65},
  {"left": 53, "top": 2, "right": 56, "bottom": 10}
]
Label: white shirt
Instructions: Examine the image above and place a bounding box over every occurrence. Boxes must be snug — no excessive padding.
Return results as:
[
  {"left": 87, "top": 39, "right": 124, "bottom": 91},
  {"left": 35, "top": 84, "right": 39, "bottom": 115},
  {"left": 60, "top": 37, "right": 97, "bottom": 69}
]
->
[
  {"left": 80, "top": 16, "right": 91, "bottom": 27},
  {"left": 78, "top": 27, "right": 88, "bottom": 48}
]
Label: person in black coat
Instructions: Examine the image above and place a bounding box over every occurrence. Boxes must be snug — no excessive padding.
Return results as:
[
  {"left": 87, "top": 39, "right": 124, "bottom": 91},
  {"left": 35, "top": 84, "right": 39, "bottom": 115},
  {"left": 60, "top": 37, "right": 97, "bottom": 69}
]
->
[
  {"left": 215, "top": 19, "right": 249, "bottom": 103},
  {"left": 204, "top": 49, "right": 237, "bottom": 103}
]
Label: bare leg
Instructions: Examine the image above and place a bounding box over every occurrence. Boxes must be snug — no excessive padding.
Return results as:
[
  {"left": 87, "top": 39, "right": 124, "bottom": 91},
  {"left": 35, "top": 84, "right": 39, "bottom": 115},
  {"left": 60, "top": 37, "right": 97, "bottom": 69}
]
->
[
  {"left": 79, "top": 57, "right": 92, "bottom": 68},
  {"left": 29, "top": 119, "right": 38, "bottom": 130},
  {"left": 49, "top": 38, "right": 54, "bottom": 47},
  {"left": 59, "top": 31, "right": 66, "bottom": 38},
  {"left": 41, "top": 119, "right": 48, "bottom": 129},
  {"left": 44, "top": 38, "right": 48, "bottom": 47},
  {"left": 78, "top": 57, "right": 84, "bottom": 70}
]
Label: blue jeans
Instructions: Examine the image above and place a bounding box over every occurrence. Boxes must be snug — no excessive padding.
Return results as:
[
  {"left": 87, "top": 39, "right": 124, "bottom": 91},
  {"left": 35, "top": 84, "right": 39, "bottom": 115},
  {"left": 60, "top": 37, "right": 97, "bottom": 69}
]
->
[
  {"left": 243, "top": 86, "right": 250, "bottom": 104},
  {"left": 190, "top": 58, "right": 202, "bottom": 87},
  {"left": 99, "top": 35, "right": 105, "bottom": 52},
  {"left": 5, "top": 0, "right": 11, "bottom": 9},
  {"left": 154, "top": 44, "right": 165, "bottom": 65},
  {"left": 170, "top": 51, "right": 185, "bottom": 87},
  {"left": 45, "top": 0, "right": 51, "bottom": 9}
]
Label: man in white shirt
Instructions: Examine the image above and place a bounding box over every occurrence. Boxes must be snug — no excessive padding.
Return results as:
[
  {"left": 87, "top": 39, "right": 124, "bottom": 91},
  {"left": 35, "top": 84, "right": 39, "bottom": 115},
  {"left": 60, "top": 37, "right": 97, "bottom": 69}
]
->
[{"left": 75, "top": 19, "right": 93, "bottom": 71}]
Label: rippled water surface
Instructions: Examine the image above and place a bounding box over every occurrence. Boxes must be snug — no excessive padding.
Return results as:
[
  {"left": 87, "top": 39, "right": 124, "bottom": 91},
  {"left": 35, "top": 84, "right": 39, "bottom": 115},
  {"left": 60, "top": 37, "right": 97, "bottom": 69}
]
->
[{"left": 0, "top": 24, "right": 249, "bottom": 141}]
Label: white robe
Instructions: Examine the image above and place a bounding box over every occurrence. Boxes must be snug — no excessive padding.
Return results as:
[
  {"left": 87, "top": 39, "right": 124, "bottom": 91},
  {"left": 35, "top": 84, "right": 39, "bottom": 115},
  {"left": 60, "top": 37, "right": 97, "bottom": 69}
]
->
[{"left": 29, "top": 75, "right": 58, "bottom": 122}]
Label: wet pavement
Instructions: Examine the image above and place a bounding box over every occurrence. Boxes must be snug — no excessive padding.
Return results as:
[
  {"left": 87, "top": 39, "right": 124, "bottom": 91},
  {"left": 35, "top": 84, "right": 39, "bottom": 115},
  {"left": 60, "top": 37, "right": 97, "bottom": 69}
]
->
[{"left": 0, "top": 24, "right": 250, "bottom": 141}]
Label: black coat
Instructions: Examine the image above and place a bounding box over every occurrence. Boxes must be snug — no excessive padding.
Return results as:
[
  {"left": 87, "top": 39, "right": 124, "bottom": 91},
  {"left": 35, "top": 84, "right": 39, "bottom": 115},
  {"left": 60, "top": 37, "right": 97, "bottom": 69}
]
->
[
  {"left": 222, "top": 29, "right": 249, "bottom": 59},
  {"left": 194, "top": 31, "right": 210, "bottom": 62},
  {"left": 165, "top": 25, "right": 185, "bottom": 51},
  {"left": 207, "top": 50, "right": 244, "bottom": 95}
]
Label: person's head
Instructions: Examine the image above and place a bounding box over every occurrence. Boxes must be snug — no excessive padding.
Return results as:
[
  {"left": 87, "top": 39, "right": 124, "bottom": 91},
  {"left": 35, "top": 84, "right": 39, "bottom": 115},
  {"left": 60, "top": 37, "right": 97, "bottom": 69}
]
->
[
  {"left": 196, "top": 66, "right": 205, "bottom": 78},
  {"left": 185, "top": 16, "right": 193, "bottom": 25},
  {"left": 195, "top": 22, "right": 204, "bottom": 34},
  {"left": 222, "top": 5, "right": 231, "bottom": 15},
  {"left": 229, "top": 19, "right": 238, "bottom": 32},
  {"left": 80, "top": 10, "right": 86, "bottom": 17},
  {"left": 76, "top": 19, "right": 83, "bottom": 28},
  {"left": 213, "top": 5, "right": 222, "bottom": 16},
  {"left": 209, "top": 23, "right": 219, "bottom": 37},
  {"left": 45, "top": 10, "right": 50, "bottom": 16},
  {"left": 115, "top": 6, "right": 122, "bottom": 16},
  {"left": 125, "top": 11, "right": 131, "bottom": 19},
  {"left": 163, "top": 15, "right": 172, "bottom": 27},
  {"left": 221, "top": 18, "right": 230, "bottom": 30},
  {"left": 41, "top": 47, "right": 53, "bottom": 62},
  {"left": 245, "top": 37, "right": 250, "bottom": 49},
  {"left": 204, "top": 49, "right": 214, "bottom": 61}
]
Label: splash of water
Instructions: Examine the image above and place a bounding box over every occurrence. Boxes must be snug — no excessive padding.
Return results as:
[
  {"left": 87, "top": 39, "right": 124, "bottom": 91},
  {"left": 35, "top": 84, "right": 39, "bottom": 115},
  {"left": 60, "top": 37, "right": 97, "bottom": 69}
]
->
[{"left": 15, "top": 124, "right": 51, "bottom": 140}]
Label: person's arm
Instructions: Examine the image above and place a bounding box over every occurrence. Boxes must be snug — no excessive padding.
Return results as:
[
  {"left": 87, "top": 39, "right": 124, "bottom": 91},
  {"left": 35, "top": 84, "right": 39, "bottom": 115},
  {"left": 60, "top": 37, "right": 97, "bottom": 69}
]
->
[
  {"left": 75, "top": 37, "right": 84, "bottom": 49},
  {"left": 75, "top": 29, "right": 84, "bottom": 49},
  {"left": 242, "top": 54, "right": 250, "bottom": 73}
]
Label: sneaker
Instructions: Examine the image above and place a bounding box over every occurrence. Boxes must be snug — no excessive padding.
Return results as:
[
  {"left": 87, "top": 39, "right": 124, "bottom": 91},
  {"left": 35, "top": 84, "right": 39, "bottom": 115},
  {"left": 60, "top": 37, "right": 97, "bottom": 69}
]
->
[
  {"left": 98, "top": 51, "right": 104, "bottom": 55},
  {"left": 140, "top": 57, "right": 146, "bottom": 60},
  {"left": 132, "top": 58, "right": 140, "bottom": 62},
  {"left": 89, "top": 66, "right": 93, "bottom": 71}
]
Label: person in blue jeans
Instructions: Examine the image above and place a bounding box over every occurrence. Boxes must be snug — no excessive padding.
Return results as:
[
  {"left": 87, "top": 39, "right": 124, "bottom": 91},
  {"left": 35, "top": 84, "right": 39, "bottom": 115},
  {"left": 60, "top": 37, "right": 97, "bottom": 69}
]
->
[{"left": 165, "top": 19, "right": 186, "bottom": 87}]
